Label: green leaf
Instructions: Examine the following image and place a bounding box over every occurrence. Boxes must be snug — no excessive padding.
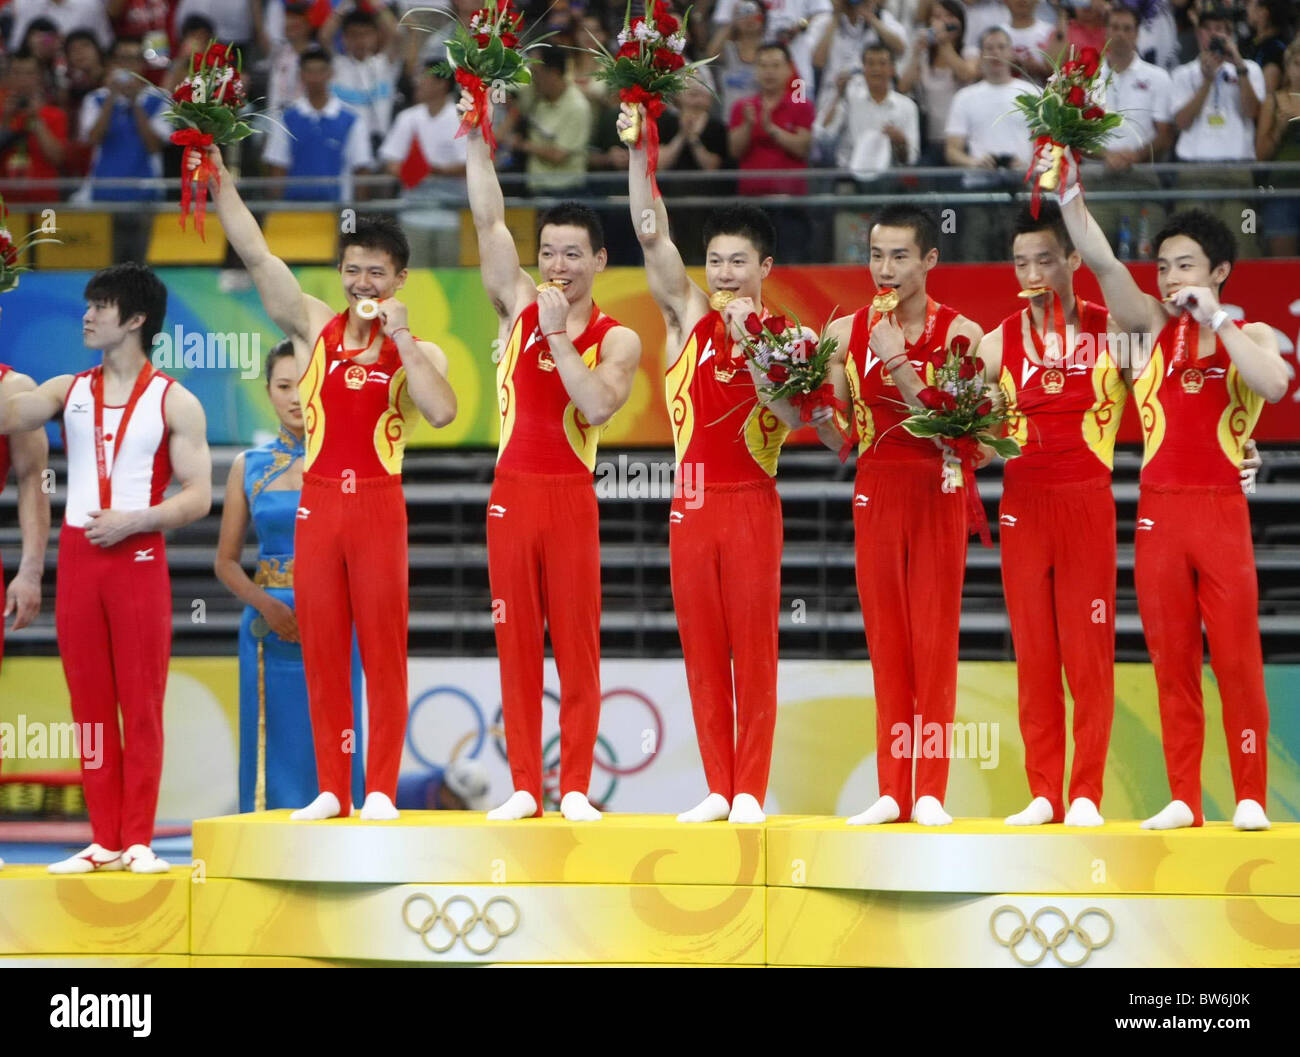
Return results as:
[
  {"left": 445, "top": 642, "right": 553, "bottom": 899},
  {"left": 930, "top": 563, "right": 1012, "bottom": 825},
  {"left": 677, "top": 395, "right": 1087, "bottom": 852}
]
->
[{"left": 979, "top": 434, "right": 1022, "bottom": 459}]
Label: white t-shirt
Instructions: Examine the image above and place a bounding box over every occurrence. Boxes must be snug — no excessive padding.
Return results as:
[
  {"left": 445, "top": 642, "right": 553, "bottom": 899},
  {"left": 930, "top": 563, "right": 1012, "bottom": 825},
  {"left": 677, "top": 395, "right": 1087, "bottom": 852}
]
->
[
  {"left": 379, "top": 100, "right": 468, "bottom": 173},
  {"left": 332, "top": 52, "right": 403, "bottom": 142},
  {"left": 1098, "top": 57, "right": 1174, "bottom": 155},
  {"left": 173, "top": 0, "right": 254, "bottom": 42},
  {"left": 1004, "top": 19, "right": 1055, "bottom": 67},
  {"left": 9, "top": 0, "right": 113, "bottom": 48},
  {"left": 1170, "top": 59, "right": 1266, "bottom": 162},
  {"left": 713, "top": 0, "right": 834, "bottom": 87},
  {"left": 945, "top": 77, "right": 1034, "bottom": 182},
  {"left": 817, "top": 10, "right": 910, "bottom": 109},
  {"left": 816, "top": 81, "right": 919, "bottom": 172}
]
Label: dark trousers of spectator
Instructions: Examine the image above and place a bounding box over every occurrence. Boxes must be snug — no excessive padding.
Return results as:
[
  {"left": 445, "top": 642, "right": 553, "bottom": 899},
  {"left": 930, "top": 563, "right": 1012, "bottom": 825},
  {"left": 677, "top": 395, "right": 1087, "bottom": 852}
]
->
[
  {"left": 771, "top": 203, "right": 814, "bottom": 265},
  {"left": 112, "top": 212, "right": 151, "bottom": 265}
]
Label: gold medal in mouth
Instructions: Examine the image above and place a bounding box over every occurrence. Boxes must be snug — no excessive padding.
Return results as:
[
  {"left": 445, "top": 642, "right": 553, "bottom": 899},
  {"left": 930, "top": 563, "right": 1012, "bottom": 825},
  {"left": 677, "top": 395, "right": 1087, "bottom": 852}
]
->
[
  {"left": 355, "top": 298, "right": 380, "bottom": 319},
  {"left": 1018, "top": 287, "right": 1050, "bottom": 299},
  {"left": 872, "top": 289, "right": 899, "bottom": 313},
  {"left": 537, "top": 279, "right": 571, "bottom": 292},
  {"left": 709, "top": 290, "right": 736, "bottom": 312}
]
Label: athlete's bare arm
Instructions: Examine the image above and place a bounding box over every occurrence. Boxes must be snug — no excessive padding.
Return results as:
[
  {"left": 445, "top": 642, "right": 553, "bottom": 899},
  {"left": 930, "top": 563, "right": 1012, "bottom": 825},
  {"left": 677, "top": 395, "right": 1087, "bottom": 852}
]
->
[
  {"left": 374, "top": 297, "right": 457, "bottom": 427},
  {"left": 201, "top": 145, "right": 334, "bottom": 373},
  {"left": 548, "top": 322, "right": 642, "bottom": 426},
  {"left": 2, "top": 370, "right": 50, "bottom": 631},
  {"left": 622, "top": 103, "right": 709, "bottom": 351},
  {"left": 1048, "top": 152, "right": 1166, "bottom": 338},
  {"left": 0, "top": 374, "right": 72, "bottom": 435},
  {"left": 86, "top": 383, "right": 212, "bottom": 549},
  {"left": 812, "top": 314, "right": 855, "bottom": 453},
  {"left": 461, "top": 92, "right": 537, "bottom": 339}
]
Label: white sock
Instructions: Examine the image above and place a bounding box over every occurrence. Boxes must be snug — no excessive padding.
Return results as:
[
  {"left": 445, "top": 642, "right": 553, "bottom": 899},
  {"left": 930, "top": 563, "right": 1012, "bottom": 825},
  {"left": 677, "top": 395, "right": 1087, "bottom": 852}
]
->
[
  {"left": 560, "top": 791, "right": 601, "bottom": 821},
  {"left": 913, "top": 795, "right": 952, "bottom": 826},
  {"left": 360, "top": 792, "right": 400, "bottom": 821},
  {"left": 1005, "top": 796, "right": 1054, "bottom": 826},
  {"left": 728, "top": 793, "right": 765, "bottom": 824},
  {"left": 487, "top": 790, "right": 538, "bottom": 821},
  {"left": 846, "top": 795, "right": 900, "bottom": 826},
  {"left": 677, "top": 793, "right": 730, "bottom": 823},
  {"left": 1141, "top": 799, "right": 1195, "bottom": 830},
  {"left": 1064, "top": 797, "right": 1104, "bottom": 827},
  {"left": 1233, "top": 799, "right": 1270, "bottom": 831},
  {"left": 290, "top": 792, "right": 342, "bottom": 821}
]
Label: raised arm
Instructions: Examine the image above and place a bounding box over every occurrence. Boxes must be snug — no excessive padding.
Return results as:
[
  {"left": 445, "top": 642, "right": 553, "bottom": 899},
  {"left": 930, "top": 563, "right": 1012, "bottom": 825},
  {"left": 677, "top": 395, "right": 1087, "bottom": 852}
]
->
[
  {"left": 620, "top": 103, "right": 706, "bottom": 339},
  {"left": 3, "top": 371, "right": 50, "bottom": 631},
  {"left": 461, "top": 91, "right": 535, "bottom": 324},
  {"left": 1049, "top": 153, "right": 1165, "bottom": 336}
]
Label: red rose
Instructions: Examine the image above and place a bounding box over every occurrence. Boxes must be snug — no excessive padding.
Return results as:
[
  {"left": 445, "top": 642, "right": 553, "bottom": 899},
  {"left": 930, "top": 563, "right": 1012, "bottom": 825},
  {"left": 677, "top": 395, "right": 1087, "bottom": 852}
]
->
[
  {"left": 173, "top": 82, "right": 194, "bottom": 102},
  {"left": 617, "top": 41, "right": 640, "bottom": 59},
  {"left": 938, "top": 391, "right": 957, "bottom": 411},
  {"left": 1082, "top": 105, "right": 1105, "bottom": 120},
  {"left": 958, "top": 358, "right": 976, "bottom": 380},
  {"left": 1060, "top": 60, "right": 1081, "bottom": 76},
  {"left": 766, "top": 314, "right": 788, "bottom": 334},
  {"left": 1080, "top": 46, "right": 1101, "bottom": 77},
  {"left": 656, "top": 8, "right": 680, "bottom": 35},
  {"left": 744, "top": 313, "right": 764, "bottom": 336},
  {"left": 768, "top": 364, "right": 790, "bottom": 383},
  {"left": 1066, "top": 85, "right": 1086, "bottom": 106},
  {"left": 203, "top": 43, "right": 230, "bottom": 67},
  {"left": 653, "top": 47, "right": 685, "bottom": 71},
  {"left": 918, "top": 386, "right": 944, "bottom": 410},
  {"left": 475, "top": 32, "right": 491, "bottom": 46},
  {"left": 974, "top": 356, "right": 985, "bottom": 373},
  {"left": 975, "top": 399, "right": 993, "bottom": 415},
  {"left": 501, "top": 31, "right": 518, "bottom": 47},
  {"left": 950, "top": 335, "right": 971, "bottom": 356}
]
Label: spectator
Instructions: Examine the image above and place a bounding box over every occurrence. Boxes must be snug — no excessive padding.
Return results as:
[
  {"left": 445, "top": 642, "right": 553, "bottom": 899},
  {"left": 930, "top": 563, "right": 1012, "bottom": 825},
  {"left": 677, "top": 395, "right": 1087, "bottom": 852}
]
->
[
  {"left": 958, "top": 0, "right": 1013, "bottom": 56},
  {"left": 15, "top": 17, "right": 65, "bottom": 102},
  {"left": 0, "top": 48, "right": 68, "bottom": 202},
  {"left": 261, "top": 45, "right": 374, "bottom": 201},
  {"left": 712, "top": 0, "right": 834, "bottom": 89},
  {"left": 9, "top": 0, "right": 112, "bottom": 50},
  {"left": 106, "top": 0, "right": 175, "bottom": 82},
  {"left": 163, "top": 14, "right": 214, "bottom": 92},
  {"left": 898, "top": 0, "right": 976, "bottom": 163},
  {"left": 267, "top": 0, "right": 319, "bottom": 114},
  {"left": 77, "top": 36, "right": 173, "bottom": 261},
  {"left": 171, "top": 0, "right": 260, "bottom": 56},
  {"left": 1254, "top": 37, "right": 1300, "bottom": 256},
  {"left": 322, "top": 5, "right": 404, "bottom": 150},
  {"left": 816, "top": 42, "right": 919, "bottom": 175},
  {"left": 812, "top": 0, "right": 909, "bottom": 109},
  {"left": 1242, "top": 0, "right": 1290, "bottom": 95},
  {"left": 571, "top": 13, "right": 614, "bottom": 107},
  {"left": 999, "top": 0, "right": 1056, "bottom": 81},
  {"left": 657, "top": 66, "right": 730, "bottom": 237},
  {"left": 61, "top": 28, "right": 103, "bottom": 174},
  {"left": 708, "top": 0, "right": 765, "bottom": 118},
  {"left": 1047, "top": 0, "right": 1109, "bottom": 58},
  {"left": 728, "top": 42, "right": 816, "bottom": 258},
  {"left": 508, "top": 49, "right": 592, "bottom": 195},
  {"left": 945, "top": 26, "right": 1033, "bottom": 258},
  {"left": 399, "top": 0, "right": 477, "bottom": 70},
  {"left": 379, "top": 68, "right": 467, "bottom": 194},
  {"left": 1089, "top": 3, "right": 1174, "bottom": 242}
]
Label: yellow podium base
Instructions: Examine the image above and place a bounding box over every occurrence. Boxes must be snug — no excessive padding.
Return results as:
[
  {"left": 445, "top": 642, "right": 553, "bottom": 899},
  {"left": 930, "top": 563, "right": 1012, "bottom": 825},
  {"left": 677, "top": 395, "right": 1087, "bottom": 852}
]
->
[{"left": 5, "top": 814, "right": 1299, "bottom": 965}]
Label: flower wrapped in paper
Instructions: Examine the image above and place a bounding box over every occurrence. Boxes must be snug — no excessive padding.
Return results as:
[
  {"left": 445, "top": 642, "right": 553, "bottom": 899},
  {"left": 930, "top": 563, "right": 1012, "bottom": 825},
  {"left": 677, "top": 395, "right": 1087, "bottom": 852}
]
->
[
  {"left": 1012, "top": 46, "right": 1122, "bottom": 216},
  {"left": 0, "top": 194, "right": 61, "bottom": 293}
]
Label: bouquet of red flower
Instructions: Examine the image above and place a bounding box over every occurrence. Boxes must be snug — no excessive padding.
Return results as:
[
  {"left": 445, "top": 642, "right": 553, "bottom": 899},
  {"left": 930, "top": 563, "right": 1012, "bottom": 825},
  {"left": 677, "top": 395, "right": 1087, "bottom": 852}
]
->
[
  {"left": 901, "top": 338, "right": 1020, "bottom": 545},
  {"left": 588, "top": 0, "right": 711, "bottom": 197},
  {"left": 1013, "top": 45, "right": 1122, "bottom": 216},
  {"left": 739, "top": 308, "right": 854, "bottom": 461},
  {"left": 0, "top": 195, "right": 61, "bottom": 293},
  {"left": 166, "top": 42, "right": 255, "bottom": 238},
  {"left": 418, "top": 0, "right": 548, "bottom": 157}
]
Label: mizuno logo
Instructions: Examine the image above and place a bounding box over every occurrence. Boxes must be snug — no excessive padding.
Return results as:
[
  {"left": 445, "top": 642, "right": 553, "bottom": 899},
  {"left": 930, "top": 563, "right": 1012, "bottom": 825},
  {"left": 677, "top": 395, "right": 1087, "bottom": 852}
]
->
[
  {"left": 488, "top": 504, "right": 507, "bottom": 519},
  {"left": 133, "top": 548, "right": 154, "bottom": 562},
  {"left": 70, "top": 402, "right": 89, "bottom": 413}
]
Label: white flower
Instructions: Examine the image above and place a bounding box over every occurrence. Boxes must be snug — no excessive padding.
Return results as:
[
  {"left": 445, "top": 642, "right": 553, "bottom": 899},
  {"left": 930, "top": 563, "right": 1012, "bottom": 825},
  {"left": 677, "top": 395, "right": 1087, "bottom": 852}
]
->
[
  {"left": 633, "top": 21, "right": 656, "bottom": 41},
  {"left": 668, "top": 33, "right": 686, "bottom": 54},
  {"left": 616, "top": 29, "right": 629, "bottom": 46},
  {"left": 771, "top": 348, "right": 789, "bottom": 362},
  {"left": 470, "top": 14, "right": 483, "bottom": 30}
]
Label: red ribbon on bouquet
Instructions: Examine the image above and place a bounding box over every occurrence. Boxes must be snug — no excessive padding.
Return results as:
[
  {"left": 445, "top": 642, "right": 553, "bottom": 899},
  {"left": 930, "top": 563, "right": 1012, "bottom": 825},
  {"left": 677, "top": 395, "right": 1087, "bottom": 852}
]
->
[
  {"left": 620, "top": 85, "right": 665, "bottom": 198},
  {"left": 172, "top": 128, "right": 218, "bottom": 239},
  {"left": 456, "top": 68, "right": 498, "bottom": 156},
  {"left": 1025, "top": 135, "right": 1081, "bottom": 220},
  {"left": 790, "top": 382, "right": 854, "bottom": 462},
  {"left": 947, "top": 435, "right": 992, "bottom": 547}
]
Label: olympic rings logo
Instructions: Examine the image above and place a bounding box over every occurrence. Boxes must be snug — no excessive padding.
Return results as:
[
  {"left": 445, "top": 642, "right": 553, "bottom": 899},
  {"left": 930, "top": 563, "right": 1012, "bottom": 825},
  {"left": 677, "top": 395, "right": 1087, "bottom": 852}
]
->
[
  {"left": 401, "top": 893, "right": 522, "bottom": 956},
  {"left": 406, "top": 684, "right": 665, "bottom": 811},
  {"left": 990, "top": 906, "right": 1115, "bottom": 967}
]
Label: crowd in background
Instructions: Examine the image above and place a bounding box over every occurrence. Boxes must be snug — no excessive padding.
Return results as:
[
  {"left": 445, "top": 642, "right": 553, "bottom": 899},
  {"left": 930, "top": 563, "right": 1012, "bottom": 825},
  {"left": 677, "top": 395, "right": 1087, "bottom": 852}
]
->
[{"left": 0, "top": 0, "right": 1297, "bottom": 261}]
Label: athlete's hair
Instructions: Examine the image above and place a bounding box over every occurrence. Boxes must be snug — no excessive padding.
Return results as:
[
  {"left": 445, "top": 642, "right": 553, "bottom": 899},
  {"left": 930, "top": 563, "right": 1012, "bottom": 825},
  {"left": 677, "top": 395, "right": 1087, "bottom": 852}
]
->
[
  {"left": 1154, "top": 208, "right": 1236, "bottom": 290},
  {"left": 872, "top": 204, "right": 940, "bottom": 256},
  {"left": 265, "top": 339, "right": 296, "bottom": 385},
  {"left": 702, "top": 205, "right": 776, "bottom": 261},
  {"left": 1012, "top": 202, "right": 1073, "bottom": 254},
  {"left": 537, "top": 201, "right": 605, "bottom": 254},
  {"left": 339, "top": 214, "right": 410, "bottom": 272},
  {"left": 83, "top": 263, "right": 167, "bottom": 352}
]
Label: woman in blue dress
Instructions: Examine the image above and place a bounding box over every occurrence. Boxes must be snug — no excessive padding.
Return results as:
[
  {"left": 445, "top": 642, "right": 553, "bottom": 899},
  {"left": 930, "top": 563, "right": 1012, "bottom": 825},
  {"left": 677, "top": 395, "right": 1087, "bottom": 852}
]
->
[{"left": 215, "top": 341, "right": 364, "bottom": 811}]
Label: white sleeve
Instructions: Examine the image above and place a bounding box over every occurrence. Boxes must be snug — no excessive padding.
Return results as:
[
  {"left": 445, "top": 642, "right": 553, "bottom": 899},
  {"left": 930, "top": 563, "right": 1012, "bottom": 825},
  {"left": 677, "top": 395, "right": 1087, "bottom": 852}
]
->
[
  {"left": 262, "top": 115, "right": 291, "bottom": 169},
  {"left": 944, "top": 87, "right": 970, "bottom": 140},
  {"left": 901, "top": 95, "right": 920, "bottom": 165},
  {"left": 78, "top": 92, "right": 102, "bottom": 144},
  {"left": 815, "top": 91, "right": 846, "bottom": 145},
  {"left": 147, "top": 99, "right": 173, "bottom": 143},
  {"left": 346, "top": 109, "right": 375, "bottom": 170},
  {"left": 1169, "top": 65, "right": 1196, "bottom": 113},
  {"left": 1150, "top": 68, "right": 1174, "bottom": 124},
  {"left": 378, "top": 108, "right": 415, "bottom": 165},
  {"left": 1245, "top": 61, "right": 1266, "bottom": 101}
]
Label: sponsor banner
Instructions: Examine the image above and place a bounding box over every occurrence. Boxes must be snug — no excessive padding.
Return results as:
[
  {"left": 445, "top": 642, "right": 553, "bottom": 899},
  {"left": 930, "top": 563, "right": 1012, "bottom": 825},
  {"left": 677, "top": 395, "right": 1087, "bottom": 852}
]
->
[
  {"left": 3, "top": 658, "right": 1297, "bottom": 823},
  {"left": 4, "top": 263, "right": 1299, "bottom": 445}
]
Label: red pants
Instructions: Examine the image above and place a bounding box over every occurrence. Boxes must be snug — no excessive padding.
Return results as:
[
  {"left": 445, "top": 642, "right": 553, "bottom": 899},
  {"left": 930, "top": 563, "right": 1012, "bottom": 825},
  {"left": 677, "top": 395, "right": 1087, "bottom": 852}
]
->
[
  {"left": 56, "top": 525, "right": 170, "bottom": 850},
  {"left": 854, "top": 459, "right": 966, "bottom": 816},
  {"left": 1000, "top": 475, "right": 1115, "bottom": 820},
  {"left": 487, "top": 470, "right": 601, "bottom": 812},
  {"left": 1134, "top": 486, "right": 1268, "bottom": 825},
  {"left": 670, "top": 480, "right": 782, "bottom": 803},
  {"left": 295, "top": 473, "right": 409, "bottom": 813}
]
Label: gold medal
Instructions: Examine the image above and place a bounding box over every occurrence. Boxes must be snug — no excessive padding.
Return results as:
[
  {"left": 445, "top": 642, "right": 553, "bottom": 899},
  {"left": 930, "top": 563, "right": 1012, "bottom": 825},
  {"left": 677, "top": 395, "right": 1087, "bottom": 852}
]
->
[
  {"left": 537, "top": 279, "right": 570, "bottom": 292},
  {"left": 871, "top": 289, "right": 899, "bottom": 313},
  {"left": 709, "top": 290, "right": 736, "bottom": 312},
  {"left": 355, "top": 298, "right": 380, "bottom": 320},
  {"left": 1018, "top": 287, "right": 1050, "bottom": 299}
]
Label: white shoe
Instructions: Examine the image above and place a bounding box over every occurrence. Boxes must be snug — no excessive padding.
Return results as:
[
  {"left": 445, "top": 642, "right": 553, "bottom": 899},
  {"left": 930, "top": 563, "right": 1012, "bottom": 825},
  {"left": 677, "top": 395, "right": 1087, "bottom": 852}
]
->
[
  {"left": 48, "top": 844, "right": 124, "bottom": 874},
  {"left": 122, "top": 844, "right": 170, "bottom": 874}
]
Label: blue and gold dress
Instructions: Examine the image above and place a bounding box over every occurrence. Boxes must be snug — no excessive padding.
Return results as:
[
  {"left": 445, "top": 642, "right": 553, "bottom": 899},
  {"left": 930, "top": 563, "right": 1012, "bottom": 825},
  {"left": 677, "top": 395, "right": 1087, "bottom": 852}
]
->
[{"left": 238, "top": 428, "right": 365, "bottom": 811}]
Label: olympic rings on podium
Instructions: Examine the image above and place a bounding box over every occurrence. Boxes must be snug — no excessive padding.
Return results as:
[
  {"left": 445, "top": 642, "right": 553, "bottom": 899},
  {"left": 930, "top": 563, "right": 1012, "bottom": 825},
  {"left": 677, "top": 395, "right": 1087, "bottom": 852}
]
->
[
  {"left": 402, "top": 893, "right": 522, "bottom": 956},
  {"left": 990, "top": 905, "right": 1115, "bottom": 967}
]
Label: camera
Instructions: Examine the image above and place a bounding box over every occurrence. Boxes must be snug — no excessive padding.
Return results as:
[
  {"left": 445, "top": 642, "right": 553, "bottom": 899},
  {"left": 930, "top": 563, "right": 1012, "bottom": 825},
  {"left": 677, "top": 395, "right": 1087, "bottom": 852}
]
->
[
  {"left": 1208, "top": 35, "right": 1228, "bottom": 55},
  {"left": 993, "top": 153, "right": 1016, "bottom": 169},
  {"left": 736, "top": 0, "right": 761, "bottom": 16}
]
